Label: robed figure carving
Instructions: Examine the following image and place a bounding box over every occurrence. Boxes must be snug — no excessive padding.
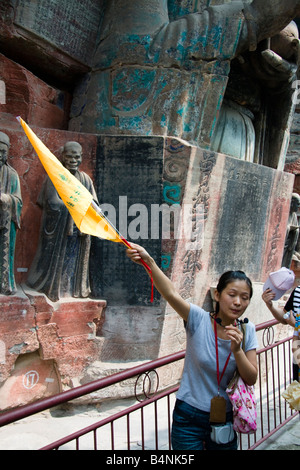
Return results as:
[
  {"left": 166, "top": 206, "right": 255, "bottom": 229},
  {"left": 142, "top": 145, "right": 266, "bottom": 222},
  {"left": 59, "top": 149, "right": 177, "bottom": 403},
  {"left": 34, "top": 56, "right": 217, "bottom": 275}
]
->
[
  {"left": 0, "top": 132, "right": 22, "bottom": 295},
  {"left": 27, "top": 142, "right": 97, "bottom": 302}
]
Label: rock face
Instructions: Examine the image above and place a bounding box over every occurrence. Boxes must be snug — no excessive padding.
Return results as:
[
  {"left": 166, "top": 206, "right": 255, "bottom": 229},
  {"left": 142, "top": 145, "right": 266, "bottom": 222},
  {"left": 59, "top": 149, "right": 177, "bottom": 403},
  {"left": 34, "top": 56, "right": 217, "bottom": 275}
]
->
[
  {"left": 0, "top": 1, "right": 299, "bottom": 410},
  {"left": 0, "top": 0, "right": 101, "bottom": 85},
  {"left": 0, "top": 53, "right": 71, "bottom": 129}
]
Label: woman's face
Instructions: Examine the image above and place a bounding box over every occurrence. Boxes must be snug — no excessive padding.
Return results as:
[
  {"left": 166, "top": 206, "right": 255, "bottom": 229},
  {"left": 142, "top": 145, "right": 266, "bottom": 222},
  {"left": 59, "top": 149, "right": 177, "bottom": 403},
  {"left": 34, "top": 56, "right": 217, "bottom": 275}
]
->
[{"left": 215, "top": 280, "right": 251, "bottom": 324}]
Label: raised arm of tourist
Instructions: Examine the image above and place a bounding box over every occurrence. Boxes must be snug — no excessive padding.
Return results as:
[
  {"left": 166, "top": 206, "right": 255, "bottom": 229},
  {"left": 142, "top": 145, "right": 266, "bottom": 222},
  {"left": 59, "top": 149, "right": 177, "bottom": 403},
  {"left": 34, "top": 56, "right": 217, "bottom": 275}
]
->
[{"left": 262, "top": 288, "right": 296, "bottom": 327}]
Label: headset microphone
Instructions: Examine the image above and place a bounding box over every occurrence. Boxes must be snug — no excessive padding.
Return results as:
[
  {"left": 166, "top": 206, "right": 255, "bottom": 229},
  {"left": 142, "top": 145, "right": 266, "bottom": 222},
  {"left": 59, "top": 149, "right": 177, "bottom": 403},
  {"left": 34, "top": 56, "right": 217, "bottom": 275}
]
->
[
  {"left": 238, "top": 318, "right": 249, "bottom": 324},
  {"left": 210, "top": 314, "right": 248, "bottom": 327}
]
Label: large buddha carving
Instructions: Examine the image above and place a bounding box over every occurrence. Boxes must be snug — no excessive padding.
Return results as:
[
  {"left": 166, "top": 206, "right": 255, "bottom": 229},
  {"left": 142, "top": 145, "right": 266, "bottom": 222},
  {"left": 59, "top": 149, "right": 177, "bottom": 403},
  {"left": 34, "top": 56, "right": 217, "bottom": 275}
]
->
[{"left": 70, "top": 0, "right": 300, "bottom": 169}]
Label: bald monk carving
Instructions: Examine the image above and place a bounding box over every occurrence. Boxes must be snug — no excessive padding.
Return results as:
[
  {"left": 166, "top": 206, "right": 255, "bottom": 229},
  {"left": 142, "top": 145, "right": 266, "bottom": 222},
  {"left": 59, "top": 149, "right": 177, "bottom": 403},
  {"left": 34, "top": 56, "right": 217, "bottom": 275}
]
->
[
  {"left": 27, "top": 141, "right": 98, "bottom": 302},
  {"left": 0, "top": 131, "right": 22, "bottom": 295}
]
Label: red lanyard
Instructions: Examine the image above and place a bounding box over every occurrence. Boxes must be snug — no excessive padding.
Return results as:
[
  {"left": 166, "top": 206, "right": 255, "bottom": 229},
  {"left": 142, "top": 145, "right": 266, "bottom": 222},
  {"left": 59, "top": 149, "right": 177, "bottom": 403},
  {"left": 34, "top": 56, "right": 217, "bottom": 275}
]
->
[{"left": 214, "top": 320, "right": 231, "bottom": 392}]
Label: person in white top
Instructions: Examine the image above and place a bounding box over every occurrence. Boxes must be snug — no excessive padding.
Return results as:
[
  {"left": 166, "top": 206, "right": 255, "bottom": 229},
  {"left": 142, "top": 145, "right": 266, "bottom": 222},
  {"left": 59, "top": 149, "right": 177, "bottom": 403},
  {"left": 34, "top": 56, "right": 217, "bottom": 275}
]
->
[
  {"left": 126, "top": 243, "right": 258, "bottom": 450},
  {"left": 262, "top": 286, "right": 298, "bottom": 380}
]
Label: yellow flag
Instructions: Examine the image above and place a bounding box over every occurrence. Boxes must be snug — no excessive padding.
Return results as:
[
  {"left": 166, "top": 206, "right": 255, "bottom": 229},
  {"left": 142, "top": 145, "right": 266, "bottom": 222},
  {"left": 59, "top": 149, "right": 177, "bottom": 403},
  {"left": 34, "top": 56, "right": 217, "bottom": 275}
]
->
[{"left": 17, "top": 116, "right": 123, "bottom": 243}]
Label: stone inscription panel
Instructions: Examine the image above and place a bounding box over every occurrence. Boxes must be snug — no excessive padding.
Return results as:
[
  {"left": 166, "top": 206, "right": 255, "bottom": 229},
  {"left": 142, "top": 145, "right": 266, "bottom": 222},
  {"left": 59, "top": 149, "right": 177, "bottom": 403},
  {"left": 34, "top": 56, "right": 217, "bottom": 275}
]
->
[
  {"left": 14, "top": 0, "right": 104, "bottom": 64},
  {"left": 210, "top": 158, "right": 272, "bottom": 279},
  {"left": 90, "top": 136, "right": 164, "bottom": 305}
]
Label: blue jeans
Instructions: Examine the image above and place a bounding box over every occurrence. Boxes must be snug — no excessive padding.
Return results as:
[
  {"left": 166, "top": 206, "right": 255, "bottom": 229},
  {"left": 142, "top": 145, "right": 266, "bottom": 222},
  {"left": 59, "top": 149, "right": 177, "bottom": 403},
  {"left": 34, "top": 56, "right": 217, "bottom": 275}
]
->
[{"left": 171, "top": 399, "right": 238, "bottom": 450}]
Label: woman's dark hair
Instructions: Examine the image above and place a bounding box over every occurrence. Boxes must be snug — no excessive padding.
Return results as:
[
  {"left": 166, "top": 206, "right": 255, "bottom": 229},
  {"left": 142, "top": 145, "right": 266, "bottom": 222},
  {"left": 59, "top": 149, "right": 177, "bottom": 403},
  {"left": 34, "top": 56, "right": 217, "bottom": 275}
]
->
[{"left": 215, "top": 270, "right": 253, "bottom": 314}]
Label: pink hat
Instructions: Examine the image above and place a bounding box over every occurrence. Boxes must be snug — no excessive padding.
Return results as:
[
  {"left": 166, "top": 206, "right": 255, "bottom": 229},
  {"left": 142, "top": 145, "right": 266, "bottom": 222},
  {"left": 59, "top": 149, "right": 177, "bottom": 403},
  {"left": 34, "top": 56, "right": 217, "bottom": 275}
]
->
[{"left": 263, "top": 267, "right": 295, "bottom": 300}]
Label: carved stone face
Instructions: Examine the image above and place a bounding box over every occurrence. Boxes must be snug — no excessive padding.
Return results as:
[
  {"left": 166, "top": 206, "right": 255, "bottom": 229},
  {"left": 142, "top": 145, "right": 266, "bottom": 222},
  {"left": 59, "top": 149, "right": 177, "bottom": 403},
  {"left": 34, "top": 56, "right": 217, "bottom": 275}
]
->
[
  {"left": 271, "top": 21, "right": 300, "bottom": 61},
  {"left": 0, "top": 142, "right": 8, "bottom": 169},
  {"left": 62, "top": 142, "right": 82, "bottom": 174},
  {"left": 291, "top": 194, "right": 300, "bottom": 213}
]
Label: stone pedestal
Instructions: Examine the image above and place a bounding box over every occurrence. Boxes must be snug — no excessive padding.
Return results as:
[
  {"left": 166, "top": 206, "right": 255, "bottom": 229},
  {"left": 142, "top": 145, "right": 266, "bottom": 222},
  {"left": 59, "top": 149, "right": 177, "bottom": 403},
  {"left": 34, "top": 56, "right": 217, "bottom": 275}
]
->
[{"left": 0, "top": 288, "right": 106, "bottom": 410}]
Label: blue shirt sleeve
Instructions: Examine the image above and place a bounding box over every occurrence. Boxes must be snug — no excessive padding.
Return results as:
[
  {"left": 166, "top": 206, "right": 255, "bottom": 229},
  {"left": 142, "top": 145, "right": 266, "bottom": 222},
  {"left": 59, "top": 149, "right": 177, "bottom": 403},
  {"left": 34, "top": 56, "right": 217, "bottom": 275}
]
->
[{"left": 244, "top": 321, "right": 259, "bottom": 351}]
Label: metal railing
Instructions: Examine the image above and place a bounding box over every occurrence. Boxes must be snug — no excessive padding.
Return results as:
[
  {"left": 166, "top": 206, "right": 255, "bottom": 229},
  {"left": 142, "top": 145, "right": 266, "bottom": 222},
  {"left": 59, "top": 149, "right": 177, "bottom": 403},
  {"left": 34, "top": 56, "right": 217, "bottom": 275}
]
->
[
  {"left": 0, "top": 319, "right": 298, "bottom": 450},
  {"left": 240, "top": 319, "right": 298, "bottom": 450}
]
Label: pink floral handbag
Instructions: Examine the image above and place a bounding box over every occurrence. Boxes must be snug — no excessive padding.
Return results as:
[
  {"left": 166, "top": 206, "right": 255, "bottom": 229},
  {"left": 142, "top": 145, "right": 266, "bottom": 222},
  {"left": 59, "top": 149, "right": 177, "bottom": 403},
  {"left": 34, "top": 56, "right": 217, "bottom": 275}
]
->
[
  {"left": 226, "top": 372, "right": 257, "bottom": 433},
  {"left": 226, "top": 324, "right": 257, "bottom": 434}
]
